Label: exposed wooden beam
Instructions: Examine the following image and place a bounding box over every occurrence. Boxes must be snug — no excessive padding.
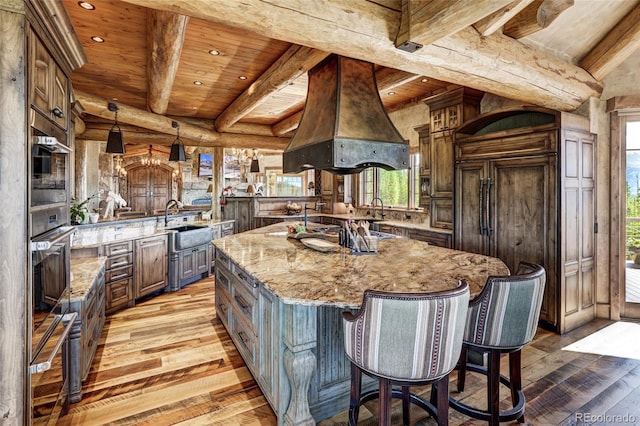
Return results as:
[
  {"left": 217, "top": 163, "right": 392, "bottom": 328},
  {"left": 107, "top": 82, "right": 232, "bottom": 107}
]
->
[
  {"left": 147, "top": 10, "right": 188, "bottom": 114},
  {"left": 75, "top": 90, "right": 289, "bottom": 150},
  {"left": 580, "top": 4, "right": 640, "bottom": 81},
  {"left": 122, "top": 0, "right": 601, "bottom": 111},
  {"left": 271, "top": 68, "right": 421, "bottom": 136},
  {"left": 179, "top": 117, "right": 275, "bottom": 136},
  {"left": 395, "top": 0, "right": 514, "bottom": 48},
  {"left": 503, "top": 0, "right": 573, "bottom": 39},
  {"left": 215, "top": 45, "right": 330, "bottom": 132},
  {"left": 473, "top": 0, "right": 535, "bottom": 36}
]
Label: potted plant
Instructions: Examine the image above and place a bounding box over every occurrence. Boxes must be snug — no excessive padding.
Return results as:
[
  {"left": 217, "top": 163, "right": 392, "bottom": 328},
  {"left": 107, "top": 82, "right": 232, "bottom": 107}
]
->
[{"left": 70, "top": 193, "right": 98, "bottom": 225}]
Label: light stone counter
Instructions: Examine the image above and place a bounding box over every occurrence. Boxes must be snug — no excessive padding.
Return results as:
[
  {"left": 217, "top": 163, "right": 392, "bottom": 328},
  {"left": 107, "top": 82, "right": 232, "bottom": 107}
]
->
[
  {"left": 68, "top": 257, "right": 107, "bottom": 300},
  {"left": 213, "top": 222, "right": 508, "bottom": 308}
]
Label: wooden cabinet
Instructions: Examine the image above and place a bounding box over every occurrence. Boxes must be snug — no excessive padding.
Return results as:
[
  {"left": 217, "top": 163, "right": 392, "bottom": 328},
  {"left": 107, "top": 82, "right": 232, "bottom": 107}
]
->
[
  {"left": 223, "top": 197, "right": 255, "bottom": 233},
  {"left": 455, "top": 107, "right": 596, "bottom": 333},
  {"left": 178, "top": 245, "right": 210, "bottom": 282},
  {"left": 66, "top": 261, "right": 105, "bottom": 403},
  {"left": 103, "top": 241, "right": 134, "bottom": 314},
  {"left": 135, "top": 235, "right": 168, "bottom": 298},
  {"left": 423, "top": 88, "right": 482, "bottom": 230},
  {"left": 127, "top": 165, "right": 173, "bottom": 216},
  {"left": 30, "top": 31, "right": 69, "bottom": 129}
]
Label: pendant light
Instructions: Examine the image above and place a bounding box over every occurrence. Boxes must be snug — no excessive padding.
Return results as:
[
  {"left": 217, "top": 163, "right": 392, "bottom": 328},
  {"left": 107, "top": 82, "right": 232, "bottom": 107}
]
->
[
  {"left": 250, "top": 150, "right": 260, "bottom": 172},
  {"left": 169, "top": 121, "right": 186, "bottom": 162},
  {"left": 106, "top": 102, "right": 126, "bottom": 154}
]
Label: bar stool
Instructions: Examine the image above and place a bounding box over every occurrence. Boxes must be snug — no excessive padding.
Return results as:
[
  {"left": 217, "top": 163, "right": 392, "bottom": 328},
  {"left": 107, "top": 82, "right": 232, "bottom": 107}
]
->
[
  {"left": 342, "top": 282, "right": 470, "bottom": 426},
  {"left": 449, "top": 262, "right": 546, "bottom": 425}
]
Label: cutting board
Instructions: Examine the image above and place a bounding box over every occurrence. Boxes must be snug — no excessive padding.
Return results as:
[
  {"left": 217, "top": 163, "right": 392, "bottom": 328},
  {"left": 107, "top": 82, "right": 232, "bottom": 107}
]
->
[{"left": 301, "top": 238, "right": 340, "bottom": 253}]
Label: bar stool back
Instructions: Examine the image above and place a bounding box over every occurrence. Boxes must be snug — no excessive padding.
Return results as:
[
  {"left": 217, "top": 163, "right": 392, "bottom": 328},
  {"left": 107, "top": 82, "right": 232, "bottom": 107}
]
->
[
  {"left": 449, "top": 261, "right": 546, "bottom": 425},
  {"left": 342, "top": 282, "right": 470, "bottom": 426}
]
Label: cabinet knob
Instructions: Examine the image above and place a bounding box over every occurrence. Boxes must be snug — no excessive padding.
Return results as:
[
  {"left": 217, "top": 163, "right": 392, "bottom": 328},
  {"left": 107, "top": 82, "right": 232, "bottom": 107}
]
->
[{"left": 51, "top": 107, "right": 65, "bottom": 118}]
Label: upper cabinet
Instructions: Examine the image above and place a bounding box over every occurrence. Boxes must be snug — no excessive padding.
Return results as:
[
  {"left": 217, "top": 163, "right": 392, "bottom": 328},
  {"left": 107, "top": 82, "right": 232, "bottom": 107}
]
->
[
  {"left": 422, "top": 87, "right": 482, "bottom": 230},
  {"left": 30, "top": 31, "right": 69, "bottom": 130}
]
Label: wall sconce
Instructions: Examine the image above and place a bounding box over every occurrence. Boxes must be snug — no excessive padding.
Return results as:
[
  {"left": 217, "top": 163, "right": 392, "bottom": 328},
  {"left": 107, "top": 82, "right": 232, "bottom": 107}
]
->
[
  {"left": 169, "top": 121, "right": 186, "bottom": 162},
  {"left": 207, "top": 183, "right": 214, "bottom": 193},
  {"left": 106, "top": 102, "right": 125, "bottom": 154},
  {"left": 250, "top": 149, "right": 260, "bottom": 172}
]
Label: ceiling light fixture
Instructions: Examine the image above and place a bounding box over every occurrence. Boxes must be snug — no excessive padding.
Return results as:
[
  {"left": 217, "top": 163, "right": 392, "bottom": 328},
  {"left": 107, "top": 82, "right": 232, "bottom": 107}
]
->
[
  {"left": 250, "top": 150, "right": 260, "bottom": 173},
  {"left": 387, "top": 91, "right": 396, "bottom": 96},
  {"left": 238, "top": 76, "right": 247, "bottom": 80},
  {"left": 91, "top": 36, "right": 104, "bottom": 43},
  {"left": 105, "top": 102, "right": 125, "bottom": 154},
  {"left": 141, "top": 145, "right": 161, "bottom": 166},
  {"left": 208, "top": 50, "right": 220, "bottom": 56},
  {"left": 193, "top": 81, "right": 203, "bottom": 85},
  {"left": 420, "top": 77, "right": 429, "bottom": 83},
  {"left": 78, "top": 1, "right": 95, "bottom": 10},
  {"left": 169, "top": 121, "right": 186, "bottom": 162}
]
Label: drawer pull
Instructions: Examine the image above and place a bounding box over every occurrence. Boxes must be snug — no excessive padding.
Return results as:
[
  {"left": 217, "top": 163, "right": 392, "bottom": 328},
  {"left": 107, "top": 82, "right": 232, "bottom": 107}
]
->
[
  {"left": 237, "top": 330, "right": 250, "bottom": 347},
  {"left": 218, "top": 301, "right": 228, "bottom": 314},
  {"left": 234, "top": 294, "right": 251, "bottom": 314},
  {"left": 237, "top": 271, "right": 257, "bottom": 288},
  {"left": 109, "top": 271, "right": 130, "bottom": 281},
  {"left": 110, "top": 259, "right": 129, "bottom": 268}
]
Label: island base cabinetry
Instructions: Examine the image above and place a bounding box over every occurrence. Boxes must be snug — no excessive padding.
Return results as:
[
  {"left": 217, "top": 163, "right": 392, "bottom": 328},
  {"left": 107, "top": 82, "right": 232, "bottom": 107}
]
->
[{"left": 214, "top": 248, "right": 374, "bottom": 425}]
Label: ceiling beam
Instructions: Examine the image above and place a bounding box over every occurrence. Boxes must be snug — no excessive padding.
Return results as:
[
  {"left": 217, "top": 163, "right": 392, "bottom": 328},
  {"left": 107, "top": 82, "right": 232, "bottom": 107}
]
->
[
  {"left": 75, "top": 90, "right": 289, "bottom": 150},
  {"left": 147, "top": 10, "right": 189, "bottom": 114},
  {"left": 215, "top": 45, "right": 330, "bottom": 132},
  {"left": 472, "top": 0, "right": 535, "bottom": 36},
  {"left": 503, "top": 0, "right": 573, "bottom": 39},
  {"left": 579, "top": 3, "right": 640, "bottom": 81},
  {"left": 121, "top": 0, "right": 601, "bottom": 111},
  {"left": 395, "top": 0, "right": 514, "bottom": 48}
]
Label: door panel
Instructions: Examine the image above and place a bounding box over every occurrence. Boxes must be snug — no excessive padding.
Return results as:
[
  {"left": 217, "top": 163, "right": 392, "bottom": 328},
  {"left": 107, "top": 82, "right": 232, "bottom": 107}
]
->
[
  {"left": 127, "top": 165, "right": 172, "bottom": 215},
  {"left": 454, "top": 161, "right": 487, "bottom": 254}
]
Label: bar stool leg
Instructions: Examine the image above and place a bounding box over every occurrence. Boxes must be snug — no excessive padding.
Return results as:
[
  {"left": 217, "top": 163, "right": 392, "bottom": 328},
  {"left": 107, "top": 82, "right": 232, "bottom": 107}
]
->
[
  {"left": 348, "top": 363, "right": 362, "bottom": 426},
  {"left": 457, "top": 346, "right": 468, "bottom": 392},
  {"left": 488, "top": 350, "right": 501, "bottom": 426},
  {"left": 436, "top": 376, "right": 449, "bottom": 426},
  {"left": 402, "top": 386, "right": 411, "bottom": 425},
  {"left": 380, "top": 378, "right": 392, "bottom": 426},
  {"left": 509, "top": 350, "right": 525, "bottom": 423}
]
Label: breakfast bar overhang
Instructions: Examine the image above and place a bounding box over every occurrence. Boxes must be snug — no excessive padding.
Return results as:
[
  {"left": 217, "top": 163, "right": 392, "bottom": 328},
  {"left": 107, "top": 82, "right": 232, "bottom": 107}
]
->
[{"left": 212, "top": 223, "right": 509, "bottom": 425}]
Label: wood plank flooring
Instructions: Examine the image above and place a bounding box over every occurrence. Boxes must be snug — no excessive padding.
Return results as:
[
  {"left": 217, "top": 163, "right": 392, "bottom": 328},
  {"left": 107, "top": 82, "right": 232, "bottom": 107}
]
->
[{"left": 58, "top": 276, "right": 640, "bottom": 425}]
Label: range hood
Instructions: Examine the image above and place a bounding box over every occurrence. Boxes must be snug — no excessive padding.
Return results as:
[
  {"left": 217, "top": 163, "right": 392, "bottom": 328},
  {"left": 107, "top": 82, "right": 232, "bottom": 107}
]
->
[{"left": 283, "top": 54, "right": 409, "bottom": 175}]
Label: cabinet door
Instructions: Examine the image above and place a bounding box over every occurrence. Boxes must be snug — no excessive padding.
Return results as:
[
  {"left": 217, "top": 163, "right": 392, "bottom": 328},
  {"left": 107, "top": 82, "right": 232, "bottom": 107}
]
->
[
  {"left": 455, "top": 161, "right": 488, "bottom": 255},
  {"left": 51, "top": 65, "right": 68, "bottom": 129},
  {"left": 430, "top": 108, "right": 445, "bottom": 132},
  {"left": 431, "top": 132, "right": 454, "bottom": 198},
  {"left": 179, "top": 250, "right": 196, "bottom": 281},
  {"left": 31, "top": 36, "right": 52, "bottom": 117},
  {"left": 419, "top": 131, "right": 431, "bottom": 175},
  {"left": 135, "top": 236, "right": 168, "bottom": 298},
  {"left": 236, "top": 200, "right": 253, "bottom": 233},
  {"left": 195, "top": 245, "right": 210, "bottom": 276},
  {"left": 488, "top": 156, "right": 556, "bottom": 276}
]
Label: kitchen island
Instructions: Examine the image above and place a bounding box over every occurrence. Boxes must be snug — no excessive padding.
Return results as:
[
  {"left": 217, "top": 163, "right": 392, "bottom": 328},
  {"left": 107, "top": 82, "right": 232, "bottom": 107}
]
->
[{"left": 212, "top": 222, "right": 509, "bottom": 425}]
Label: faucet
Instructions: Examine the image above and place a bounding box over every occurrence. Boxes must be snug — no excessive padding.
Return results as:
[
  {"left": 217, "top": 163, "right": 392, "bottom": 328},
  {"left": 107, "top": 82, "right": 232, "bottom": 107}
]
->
[
  {"left": 165, "top": 199, "right": 179, "bottom": 226},
  {"left": 371, "top": 197, "right": 385, "bottom": 219},
  {"left": 304, "top": 200, "right": 327, "bottom": 228}
]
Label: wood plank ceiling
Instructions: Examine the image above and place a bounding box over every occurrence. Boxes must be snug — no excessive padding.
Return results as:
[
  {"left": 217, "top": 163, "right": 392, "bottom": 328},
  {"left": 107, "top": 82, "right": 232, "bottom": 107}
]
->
[{"left": 62, "top": 0, "right": 640, "bottom": 153}]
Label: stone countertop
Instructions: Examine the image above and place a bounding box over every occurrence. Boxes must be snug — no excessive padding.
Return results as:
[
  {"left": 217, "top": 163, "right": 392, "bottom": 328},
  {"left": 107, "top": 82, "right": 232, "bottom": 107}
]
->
[
  {"left": 68, "top": 257, "right": 107, "bottom": 301},
  {"left": 212, "top": 223, "right": 508, "bottom": 308}
]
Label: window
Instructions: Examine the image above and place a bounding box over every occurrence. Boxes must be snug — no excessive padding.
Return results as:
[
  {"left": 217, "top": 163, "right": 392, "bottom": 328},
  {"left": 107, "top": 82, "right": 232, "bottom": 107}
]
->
[
  {"left": 265, "top": 169, "right": 309, "bottom": 196},
  {"left": 360, "top": 152, "right": 420, "bottom": 209}
]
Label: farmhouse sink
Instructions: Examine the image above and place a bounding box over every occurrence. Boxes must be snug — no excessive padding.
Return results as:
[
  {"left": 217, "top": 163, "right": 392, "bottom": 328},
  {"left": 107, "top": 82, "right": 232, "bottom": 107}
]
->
[{"left": 167, "top": 225, "right": 213, "bottom": 250}]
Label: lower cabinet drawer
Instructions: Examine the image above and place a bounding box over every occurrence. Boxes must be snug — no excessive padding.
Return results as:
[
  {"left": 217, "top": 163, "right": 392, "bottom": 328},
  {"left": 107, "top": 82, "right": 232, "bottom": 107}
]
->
[
  {"left": 231, "top": 278, "right": 257, "bottom": 329},
  {"left": 106, "top": 265, "right": 132, "bottom": 283},
  {"left": 231, "top": 314, "right": 257, "bottom": 366},
  {"left": 106, "top": 278, "right": 132, "bottom": 313},
  {"left": 215, "top": 283, "right": 232, "bottom": 327}
]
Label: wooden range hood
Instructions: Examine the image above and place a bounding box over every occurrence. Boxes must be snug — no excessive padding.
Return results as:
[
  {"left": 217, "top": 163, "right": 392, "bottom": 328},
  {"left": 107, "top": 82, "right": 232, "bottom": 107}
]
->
[{"left": 282, "top": 55, "right": 409, "bottom": 175}]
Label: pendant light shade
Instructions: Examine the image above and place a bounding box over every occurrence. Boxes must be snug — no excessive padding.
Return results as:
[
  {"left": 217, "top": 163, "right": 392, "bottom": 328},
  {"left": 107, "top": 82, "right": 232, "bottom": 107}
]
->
[
  {"left": 106, "top": 102, "right": 125, "bottom": 154},
  {"left": 250, "top": 150, "right": 260, "bottom": 172},
  {"left": 169, "top": 121, "right": 186, "bottom": 162}
]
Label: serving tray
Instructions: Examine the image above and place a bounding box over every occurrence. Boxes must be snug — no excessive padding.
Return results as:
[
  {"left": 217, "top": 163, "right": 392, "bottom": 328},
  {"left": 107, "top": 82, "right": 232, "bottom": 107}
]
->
[{"left": 301, "top": 238, "right": 340, "bottom": 253}]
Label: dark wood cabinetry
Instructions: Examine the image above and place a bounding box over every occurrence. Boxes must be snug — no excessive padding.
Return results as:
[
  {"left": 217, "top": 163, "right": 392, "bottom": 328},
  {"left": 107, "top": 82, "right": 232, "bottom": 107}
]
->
[
  {"left": 134, "top": 235, "right": 168, "bottom": 298},
  {"left": 454, "top": 107, "right": 596, "bottom": 333},
  {"left": 103, "top": 241, "right": 134, "bottom": 314},
  {"left": 127, "top": 164, "right": 173, "bottom": 215},
  {"left": 422, "top": 88, "right": 482, "bottom": 230},
  {"left": 223, "top": 197, "right": 255, "bottom": 233}
]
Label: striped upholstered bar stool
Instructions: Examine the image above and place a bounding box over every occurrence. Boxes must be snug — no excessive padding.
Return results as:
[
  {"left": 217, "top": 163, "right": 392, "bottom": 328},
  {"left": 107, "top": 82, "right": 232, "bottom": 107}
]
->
[
  {"left": 449, "top": 262, "right": 546, "bottom": 425},
  {"left": 342, "top": 282, "right": 470, "bottom": 426}
]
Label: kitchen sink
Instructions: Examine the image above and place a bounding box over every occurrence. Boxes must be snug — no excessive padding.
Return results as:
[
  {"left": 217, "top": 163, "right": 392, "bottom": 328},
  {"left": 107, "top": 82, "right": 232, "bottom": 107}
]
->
[{"left": 167, "top": 225, "right": 213, "bottom": 250}]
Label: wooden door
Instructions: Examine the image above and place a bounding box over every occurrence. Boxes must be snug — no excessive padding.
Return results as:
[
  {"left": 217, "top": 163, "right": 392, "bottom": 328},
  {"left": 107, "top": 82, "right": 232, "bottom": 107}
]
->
[
  {"left": 127, "top": 165, "right": 172, "bottom": 215},
  {"left": 135, "top": 236, "right": 167, "bottom": 298},
  {"left": 488, "top": 155, "right": 557, "bottom": 325},
  {"left": 430, "top": 132, "right": 454, "bottom": 198},
  {"left": 560, "top": 129, "right": 596, "bottom": 333},
  {"left": 455, "top": 161, "right": 488, "bottom": 255},
  {"left": 31, "top": 34, "right": 52, "bottom": 117}
]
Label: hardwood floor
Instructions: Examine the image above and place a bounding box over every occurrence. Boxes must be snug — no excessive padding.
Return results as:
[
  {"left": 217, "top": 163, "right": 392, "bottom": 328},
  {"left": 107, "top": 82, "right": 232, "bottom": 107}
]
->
[{"left": 58, "top": 276, "right": 640, "bottom": 425}]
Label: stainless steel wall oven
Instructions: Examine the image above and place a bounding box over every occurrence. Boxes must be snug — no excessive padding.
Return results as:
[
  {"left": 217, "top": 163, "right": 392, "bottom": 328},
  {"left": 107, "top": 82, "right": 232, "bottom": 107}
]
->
[{"left": 29, "top": 107, "right": 75, "bottom": 425}]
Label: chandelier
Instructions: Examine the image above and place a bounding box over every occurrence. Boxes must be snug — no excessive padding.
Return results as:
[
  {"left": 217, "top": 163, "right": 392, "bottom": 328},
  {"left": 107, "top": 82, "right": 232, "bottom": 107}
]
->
[{"left": 141, "top": 145, "right": 161, "bottom": 166}]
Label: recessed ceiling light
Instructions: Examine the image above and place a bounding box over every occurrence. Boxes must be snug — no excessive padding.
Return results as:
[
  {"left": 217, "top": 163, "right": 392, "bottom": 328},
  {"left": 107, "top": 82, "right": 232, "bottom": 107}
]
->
[
  {"left": 91, "top": 36, "right": 104, "bottom": 43},
  {"left": 193, "top": 81, "right": 203, "bottom": 85},
  {"left": 78, "top": 1, "right": 95, "bottom": 10},
  {"left": 387, "top": 91, "right": 396, "bottom": 96},
  {"left": 238, "top": 76, "right": 247, "bottom": 80},
  {"left": 208, "top": 50, "right": 220, "bottom": 56},
  {"left": 111, "top": 97, "right": 118, "bottom": 101},
  {"left": 420, "top": 78, "right": 429, "bottom": 83}
]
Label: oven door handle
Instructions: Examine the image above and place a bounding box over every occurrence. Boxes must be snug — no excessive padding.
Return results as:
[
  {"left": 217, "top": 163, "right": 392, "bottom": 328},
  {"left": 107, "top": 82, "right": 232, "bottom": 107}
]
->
[
  {"left": 30, "top": 226, "right": 76, "bottom": 252},
  {"left": 30, "top": 312, "right": 77, "bottom": 374}
]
